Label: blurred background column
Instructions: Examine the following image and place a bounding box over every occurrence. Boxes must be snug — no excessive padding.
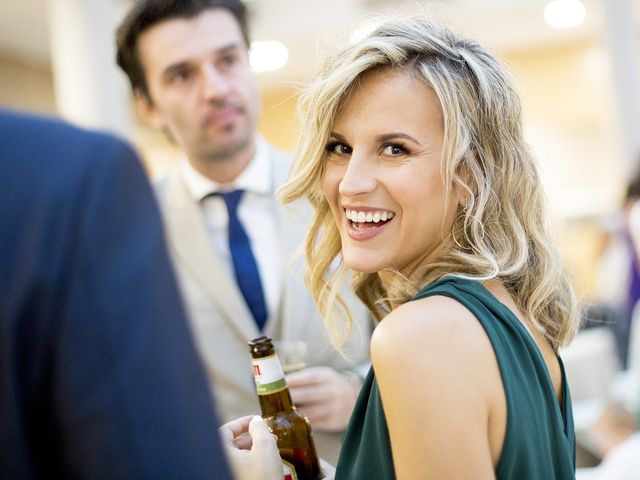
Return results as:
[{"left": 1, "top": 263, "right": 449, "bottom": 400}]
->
[
  {"left": 47, "top": 0, "right": 133, "bottom": 139},
  {"left": 601, "top": 0, "right": 640, "bottom": 175}
]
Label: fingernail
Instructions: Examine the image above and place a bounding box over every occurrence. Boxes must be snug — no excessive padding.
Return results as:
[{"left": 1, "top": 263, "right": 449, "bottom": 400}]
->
[{"left": 251, "top": 415, "right": 263, "bottom": 424}]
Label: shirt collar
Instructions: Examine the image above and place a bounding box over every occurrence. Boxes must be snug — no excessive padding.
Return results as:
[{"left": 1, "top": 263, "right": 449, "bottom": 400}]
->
[{"left": 180, "top": 137, "right": 272, "bottom": 202}]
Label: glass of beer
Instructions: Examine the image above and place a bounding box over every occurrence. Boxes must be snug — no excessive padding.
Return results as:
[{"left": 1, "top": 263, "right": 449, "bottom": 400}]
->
[{"left": 273, "top": 340, "right": 308, "bottom": 374}]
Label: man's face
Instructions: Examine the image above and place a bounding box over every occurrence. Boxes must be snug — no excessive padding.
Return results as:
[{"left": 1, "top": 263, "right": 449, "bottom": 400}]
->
[{"left": 136, "top": 8, "right": 260, "bottom": 165}]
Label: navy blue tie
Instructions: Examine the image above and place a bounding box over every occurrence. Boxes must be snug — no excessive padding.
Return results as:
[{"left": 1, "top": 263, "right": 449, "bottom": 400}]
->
[{"left": 217, "top": 190, "right": 267, "bottom": 330}]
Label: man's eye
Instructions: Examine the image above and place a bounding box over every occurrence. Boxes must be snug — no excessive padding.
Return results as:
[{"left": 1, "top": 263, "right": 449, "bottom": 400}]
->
[
  {"left": 220, "top": 55, "right": 237, "bottom": 67},
  {"left": 171, "top": 70, "right": 191, "bottom": 83}
]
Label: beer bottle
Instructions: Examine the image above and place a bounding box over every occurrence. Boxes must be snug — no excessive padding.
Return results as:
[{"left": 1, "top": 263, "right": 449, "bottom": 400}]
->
[{"left": 249, "top": 336, "right": 323, "bottom": 480}]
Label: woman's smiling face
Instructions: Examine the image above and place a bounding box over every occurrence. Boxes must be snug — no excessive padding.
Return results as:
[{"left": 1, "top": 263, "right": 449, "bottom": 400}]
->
[{"left": 322, "top": 68, "right": 458, "bottom": 278}]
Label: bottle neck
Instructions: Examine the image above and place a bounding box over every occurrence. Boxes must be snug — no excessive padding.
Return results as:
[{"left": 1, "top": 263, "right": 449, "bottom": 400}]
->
[
  {"left": 251, "top": 351, "right": 295, "bottom": 416},
  {"left": 258, "top": 386, "right": 295, "bottom": 417}
]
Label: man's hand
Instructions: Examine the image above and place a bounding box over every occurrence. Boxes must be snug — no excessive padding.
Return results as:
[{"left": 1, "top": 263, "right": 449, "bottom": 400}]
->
[
  {"left": 286, "top": 366, "right": 362, "bottom": 432},
  {"left": 219, "top": 415, "right": 282, "bottom": 480}
]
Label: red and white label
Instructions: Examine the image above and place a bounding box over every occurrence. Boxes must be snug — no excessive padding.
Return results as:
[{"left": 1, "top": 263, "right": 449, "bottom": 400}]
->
[{"left": 282, "top": 459, "right": 298, "bottom": 480}]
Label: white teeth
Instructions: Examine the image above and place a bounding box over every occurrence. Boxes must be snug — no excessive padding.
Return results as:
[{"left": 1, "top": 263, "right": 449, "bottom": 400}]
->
[{"left": 345, "top": 209, "right": 395, "bottom": 224}]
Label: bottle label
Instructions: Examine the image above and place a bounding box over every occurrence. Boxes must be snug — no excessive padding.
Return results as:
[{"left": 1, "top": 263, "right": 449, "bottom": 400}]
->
[
  {"left": 282, "top": 459, "right": 298, "bottom": 480},
  {"left": 252, "top": 354, "right": 287, "bottom": 395}
]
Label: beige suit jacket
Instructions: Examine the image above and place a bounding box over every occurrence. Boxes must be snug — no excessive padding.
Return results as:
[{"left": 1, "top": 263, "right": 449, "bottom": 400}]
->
[{"left": 154, "top": 147, "right": 371, "bottom": 463}]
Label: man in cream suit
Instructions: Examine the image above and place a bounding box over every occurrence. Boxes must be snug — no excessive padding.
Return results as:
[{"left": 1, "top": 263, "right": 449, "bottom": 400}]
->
[{"left": 116, "top": 0, "right": 371, "bottom": 463}]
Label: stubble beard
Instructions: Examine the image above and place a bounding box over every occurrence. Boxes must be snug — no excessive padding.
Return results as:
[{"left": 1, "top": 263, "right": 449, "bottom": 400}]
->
[{"left": 196, "top": 128, "right": 254, "bottom": 164}]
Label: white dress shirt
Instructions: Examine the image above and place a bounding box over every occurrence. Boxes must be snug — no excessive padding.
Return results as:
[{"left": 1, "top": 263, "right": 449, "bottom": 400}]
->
[{"left": 179, "top": 138, "right": 283, "bottom": 324}]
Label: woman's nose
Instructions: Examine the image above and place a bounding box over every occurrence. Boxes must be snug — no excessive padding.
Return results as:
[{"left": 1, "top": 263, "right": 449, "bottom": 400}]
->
[{"left": 338, "top": 154, "right": 377, "bottom": 197}]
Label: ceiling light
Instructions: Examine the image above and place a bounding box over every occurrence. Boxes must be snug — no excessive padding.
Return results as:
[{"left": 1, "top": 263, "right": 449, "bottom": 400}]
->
[
  {"left": 249, "top": 41, "right": 289, "bottom": 73},
  {"left": 544, "top": 0, "right": 586, "bottom": 29}
]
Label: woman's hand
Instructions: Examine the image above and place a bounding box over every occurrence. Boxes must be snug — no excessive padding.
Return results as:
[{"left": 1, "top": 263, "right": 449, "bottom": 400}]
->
[{"left": 219, "top": 415, "right": 282, "bottom": 480}]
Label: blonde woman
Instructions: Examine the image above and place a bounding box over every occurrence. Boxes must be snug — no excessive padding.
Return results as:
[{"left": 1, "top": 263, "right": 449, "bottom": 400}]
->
[{"left": 221, "top": 16, "right": 580, "bottom": 479}]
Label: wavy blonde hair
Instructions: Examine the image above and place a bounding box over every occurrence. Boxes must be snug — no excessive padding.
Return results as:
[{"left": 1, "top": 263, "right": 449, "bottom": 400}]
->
[{"left": 279, "top": 16, "right": 579, "bottom": 351}]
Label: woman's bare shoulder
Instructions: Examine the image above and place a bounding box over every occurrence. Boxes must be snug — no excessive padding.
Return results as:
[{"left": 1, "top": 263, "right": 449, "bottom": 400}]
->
[
  {"left": 371, "top": 294, "right": 493, "bottom": 366},
  {"left": 370, "top": 295, "right": 502, "bottom": 478}
]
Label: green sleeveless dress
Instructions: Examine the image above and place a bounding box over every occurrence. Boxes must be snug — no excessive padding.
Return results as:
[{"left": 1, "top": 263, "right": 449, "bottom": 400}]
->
[{"left": 335, "top": 276, "right": 576, "bottom": 479}]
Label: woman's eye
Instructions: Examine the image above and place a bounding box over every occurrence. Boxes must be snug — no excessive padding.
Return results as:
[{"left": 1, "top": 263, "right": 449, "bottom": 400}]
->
[
  {"left": 383, "top": 144, "right": 408, "bottom": 156},
  {"left": 326, "top": 142, "right": 352, "bottom": 155}
]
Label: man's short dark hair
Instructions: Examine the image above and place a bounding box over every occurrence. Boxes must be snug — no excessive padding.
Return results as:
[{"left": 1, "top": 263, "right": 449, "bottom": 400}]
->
[{"left": 116, "top": 0, "right": 250, "bottom": 101}]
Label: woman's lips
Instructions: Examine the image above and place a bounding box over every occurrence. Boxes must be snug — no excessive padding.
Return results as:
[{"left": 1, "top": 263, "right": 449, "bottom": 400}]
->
[{"left": 344, "top": 208, "right": 395, "bottom": 240}]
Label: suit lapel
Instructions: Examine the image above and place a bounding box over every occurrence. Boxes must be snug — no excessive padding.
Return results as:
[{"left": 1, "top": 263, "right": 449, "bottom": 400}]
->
[{"left": 161, "top": 172, "right": 260, "bottom": 341}]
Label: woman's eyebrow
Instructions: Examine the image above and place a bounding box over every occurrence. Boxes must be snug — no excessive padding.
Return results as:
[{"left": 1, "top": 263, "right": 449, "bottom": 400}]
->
[{"left": 375, "top": 133, "right": 422, "bottom": 145}]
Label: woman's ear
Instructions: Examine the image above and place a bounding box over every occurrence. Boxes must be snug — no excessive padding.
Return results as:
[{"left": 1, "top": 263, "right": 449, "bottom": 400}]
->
[{"left": 454, "top": 160, "right": 474, "bottom": 208}]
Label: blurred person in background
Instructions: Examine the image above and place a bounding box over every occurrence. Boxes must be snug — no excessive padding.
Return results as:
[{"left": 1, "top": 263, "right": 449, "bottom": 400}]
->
[
  {"left": 576, "top": 404, "right": 640, "bottom": 480},
  {"left": 614, "top": 166, "right": 640, "bottom": 364},
  {"left": 223, "top": 15, "right": 581, "bottom": 479},
  {"left": 588, "top": 165, "right": 640, "bottom": 367},
  {"left": 115, "top": 0, "right": 371, "bottom": 463},
  {"left": 574, "top": 163, "right": 640, "bottom": 479},
  {"left": 0, "top": 109, "right": 232, "bottom": 479}
]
